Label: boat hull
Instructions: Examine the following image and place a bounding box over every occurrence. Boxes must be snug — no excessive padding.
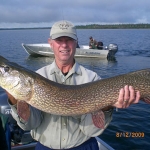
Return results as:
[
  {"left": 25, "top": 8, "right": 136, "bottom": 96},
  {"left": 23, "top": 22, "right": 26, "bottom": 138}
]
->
[{"left": 22, "top": 43, "right": 118, "bottom": 58}]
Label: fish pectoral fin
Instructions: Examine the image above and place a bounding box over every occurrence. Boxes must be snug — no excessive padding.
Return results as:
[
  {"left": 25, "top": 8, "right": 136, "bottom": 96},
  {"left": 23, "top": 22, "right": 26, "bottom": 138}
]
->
[
  {"left": 92, "top": 110, "right": 105, "bottom": 129},
  {"left": 17, "top": 100, "right": 30, "bottom": 121}
]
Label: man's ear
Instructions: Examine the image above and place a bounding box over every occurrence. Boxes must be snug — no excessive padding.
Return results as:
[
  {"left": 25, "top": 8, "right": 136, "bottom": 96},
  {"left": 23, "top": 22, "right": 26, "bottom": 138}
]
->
[
  {"left": 48, "top": 38, "right": 53, "bottom": 47},
  {"left": 48, "top": 38, "right": 51, "bottom": 44}
]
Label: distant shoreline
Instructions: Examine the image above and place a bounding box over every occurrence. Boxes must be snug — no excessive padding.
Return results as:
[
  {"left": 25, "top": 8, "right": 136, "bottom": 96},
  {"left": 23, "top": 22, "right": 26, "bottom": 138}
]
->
[
  {"left": 76, "top": 23, "right": 150, "bottom": 29},
  {"left": 0, "top": 23, "right": 150, "bottom": 30}
]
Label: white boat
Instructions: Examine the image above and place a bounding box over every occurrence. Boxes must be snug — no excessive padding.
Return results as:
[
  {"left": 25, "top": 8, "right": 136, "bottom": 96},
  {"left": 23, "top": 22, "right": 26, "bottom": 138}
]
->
[
  {"left": 0, "top": 88, "right": 114, "bottom": 150},
  {"left": 11, "top": 137, "right": 114, "bottom": 150},
  {"left": 22, "top": 43, "right": 118, "bottom": 58}
]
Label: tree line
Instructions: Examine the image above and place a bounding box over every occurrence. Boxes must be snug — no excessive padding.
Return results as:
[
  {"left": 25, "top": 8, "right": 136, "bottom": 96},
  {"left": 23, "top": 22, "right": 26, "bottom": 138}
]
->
[
  {"left": 76, "top": 23, "right": 150, "bottom": 29},
  {"left": 1, "top": 23, "right": 150, "bottom": 30}
]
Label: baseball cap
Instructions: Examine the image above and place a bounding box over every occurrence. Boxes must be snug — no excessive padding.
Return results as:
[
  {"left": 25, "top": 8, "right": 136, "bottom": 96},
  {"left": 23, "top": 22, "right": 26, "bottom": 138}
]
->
[{"left": 50, "top": 20, "right": 77, "bottom": 40}]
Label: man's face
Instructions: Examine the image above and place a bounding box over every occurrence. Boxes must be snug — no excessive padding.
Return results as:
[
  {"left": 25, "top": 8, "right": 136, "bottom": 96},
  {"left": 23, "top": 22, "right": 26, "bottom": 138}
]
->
[
  {"left": 90, "top": 38, "right": 93, "bottom": 41},
  {"left": 49, "top": 36, "right": 77, "bottom": 64}
]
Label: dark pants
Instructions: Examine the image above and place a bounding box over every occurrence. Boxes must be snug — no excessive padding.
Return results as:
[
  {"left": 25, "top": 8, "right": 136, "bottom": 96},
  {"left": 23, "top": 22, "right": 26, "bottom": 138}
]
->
[{"left": 35, "top": 137, "right": 99, "bottom": 150}]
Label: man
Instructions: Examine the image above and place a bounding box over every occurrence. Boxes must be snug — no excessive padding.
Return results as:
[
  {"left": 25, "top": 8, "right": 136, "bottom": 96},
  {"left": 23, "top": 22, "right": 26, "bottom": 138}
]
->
[
  {"left": 7, "top": 20, "right": 140, "bottom": 150},
  {"left": 89, "top": 36, "right": 98, "bottom": 49}
]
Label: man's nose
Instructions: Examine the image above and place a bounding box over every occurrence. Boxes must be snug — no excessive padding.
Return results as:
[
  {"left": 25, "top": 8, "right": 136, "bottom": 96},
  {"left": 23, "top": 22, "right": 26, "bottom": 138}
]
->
[{"left": 61, "top": 41, "right": 67, "bottom": 47}]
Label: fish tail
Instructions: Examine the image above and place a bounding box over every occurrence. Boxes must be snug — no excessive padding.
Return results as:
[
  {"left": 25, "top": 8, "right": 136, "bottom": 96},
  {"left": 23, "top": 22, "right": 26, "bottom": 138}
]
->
[{"left": 141, "top": 96, "right": 150, "bottom": 104}]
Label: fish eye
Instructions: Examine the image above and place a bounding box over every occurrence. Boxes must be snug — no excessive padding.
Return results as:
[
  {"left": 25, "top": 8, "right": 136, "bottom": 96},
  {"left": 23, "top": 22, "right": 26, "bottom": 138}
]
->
[{"left": 4, "top": 66, "right": 10, "bottom": 72}]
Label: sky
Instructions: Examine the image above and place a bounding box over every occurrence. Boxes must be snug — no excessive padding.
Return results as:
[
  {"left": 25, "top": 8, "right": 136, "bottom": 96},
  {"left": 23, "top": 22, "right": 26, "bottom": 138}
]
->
[{"left": 0, "top": 0, "right": 150, "bottom": 28}]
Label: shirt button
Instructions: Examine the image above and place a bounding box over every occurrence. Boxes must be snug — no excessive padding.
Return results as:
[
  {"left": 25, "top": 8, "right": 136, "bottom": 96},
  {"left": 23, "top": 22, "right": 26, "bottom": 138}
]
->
[
  {"left": 64, "top": 123, "right": 66, "bottom": 126},
  {"left": 63, "top": 138, "right": 65, "bottom": 141}
]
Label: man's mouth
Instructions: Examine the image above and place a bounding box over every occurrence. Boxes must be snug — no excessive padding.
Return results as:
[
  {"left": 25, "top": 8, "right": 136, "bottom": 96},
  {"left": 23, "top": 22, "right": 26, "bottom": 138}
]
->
[{"left": 60, "top": 50, "right": 70, "bottom": 54}]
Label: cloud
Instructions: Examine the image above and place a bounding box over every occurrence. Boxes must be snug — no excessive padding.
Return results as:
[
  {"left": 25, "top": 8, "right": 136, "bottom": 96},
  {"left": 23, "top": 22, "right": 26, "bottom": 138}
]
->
[{"left": 0, "top": 0, "right": 150, "bottom": 28}]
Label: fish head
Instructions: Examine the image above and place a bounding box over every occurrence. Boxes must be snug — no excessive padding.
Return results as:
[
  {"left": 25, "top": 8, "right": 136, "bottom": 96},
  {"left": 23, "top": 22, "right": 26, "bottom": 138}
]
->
[{"left": 0, "top": 58, "right": 34, "bottom": 101}]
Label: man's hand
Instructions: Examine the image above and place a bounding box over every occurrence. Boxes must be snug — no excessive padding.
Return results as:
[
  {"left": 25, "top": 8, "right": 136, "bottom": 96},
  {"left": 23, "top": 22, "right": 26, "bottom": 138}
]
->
[
  {"left": 5, "top": 91, "right": 17, "bottom": 105},
  {"left": 113, "top": 85, "right": 140, "bottom": 108}
]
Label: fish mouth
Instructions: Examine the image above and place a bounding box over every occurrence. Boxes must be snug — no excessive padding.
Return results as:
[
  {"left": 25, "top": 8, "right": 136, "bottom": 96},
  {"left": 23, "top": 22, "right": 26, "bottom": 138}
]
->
[{"left": 0, "top": 67, "right": 4, "bottom": 75}]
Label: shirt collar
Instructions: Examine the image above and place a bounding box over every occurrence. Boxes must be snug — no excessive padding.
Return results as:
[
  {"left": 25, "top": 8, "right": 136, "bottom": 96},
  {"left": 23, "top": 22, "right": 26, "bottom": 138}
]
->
[{"left": 49, "top": 60, "right": 82, "bottom": 76}]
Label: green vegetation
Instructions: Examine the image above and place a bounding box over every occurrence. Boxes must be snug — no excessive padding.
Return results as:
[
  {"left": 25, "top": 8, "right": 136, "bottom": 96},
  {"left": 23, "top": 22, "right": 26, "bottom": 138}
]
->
[
  {"left": 0, "top": 23, "right": 150, "bottom": 30},
  {"left": 76, "top": 23, "right": 150, "bottom": 29}
]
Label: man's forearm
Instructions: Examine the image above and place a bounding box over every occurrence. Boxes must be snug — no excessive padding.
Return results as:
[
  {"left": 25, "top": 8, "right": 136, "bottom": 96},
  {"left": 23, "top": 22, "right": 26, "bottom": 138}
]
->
[
  {"left": 6, "top": 91, "right": 17, "bottom": 105},
  {"left": 6, "top": 91, "right": 30, "bottom": 121}
]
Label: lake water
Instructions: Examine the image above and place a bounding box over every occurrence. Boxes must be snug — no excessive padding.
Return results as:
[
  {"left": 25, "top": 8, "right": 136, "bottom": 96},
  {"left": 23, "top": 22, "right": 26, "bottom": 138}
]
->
[{"left": 0, "top": 29, "right": 150, "bottom": 150}]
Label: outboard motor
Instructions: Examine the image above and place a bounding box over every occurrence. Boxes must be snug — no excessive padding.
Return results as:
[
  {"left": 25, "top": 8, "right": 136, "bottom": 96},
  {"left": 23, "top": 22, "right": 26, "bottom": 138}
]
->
[
  {"left": 107, "top": 44, "right": 118, "bottom": 60},
  {"left": 108, "top": 43, "right": 118, "bottom": 51},
  {"left": 0, "top": 88, "right": 34, "bottom": 147},
  {"left": 0, "top": 89, "right": 16, "bottom": 126}
]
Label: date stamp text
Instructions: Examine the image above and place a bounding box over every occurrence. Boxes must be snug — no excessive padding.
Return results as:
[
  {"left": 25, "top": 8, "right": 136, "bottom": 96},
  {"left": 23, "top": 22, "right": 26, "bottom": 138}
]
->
[{"left": 116, "top": 132, "right": 145, "bottom": 138}]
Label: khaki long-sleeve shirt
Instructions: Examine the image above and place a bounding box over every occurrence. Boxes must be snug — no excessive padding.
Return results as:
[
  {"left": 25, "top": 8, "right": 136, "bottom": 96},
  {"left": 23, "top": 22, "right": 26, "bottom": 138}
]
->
[{"left": 10, "top": 61, "right": 113, "bottom": 149}]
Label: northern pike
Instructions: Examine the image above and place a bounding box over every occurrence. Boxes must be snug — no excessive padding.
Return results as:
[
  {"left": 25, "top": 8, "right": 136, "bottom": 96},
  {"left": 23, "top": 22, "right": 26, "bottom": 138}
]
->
[{"left": 0, "top": 55, "right": 150, "bottom": 128}]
